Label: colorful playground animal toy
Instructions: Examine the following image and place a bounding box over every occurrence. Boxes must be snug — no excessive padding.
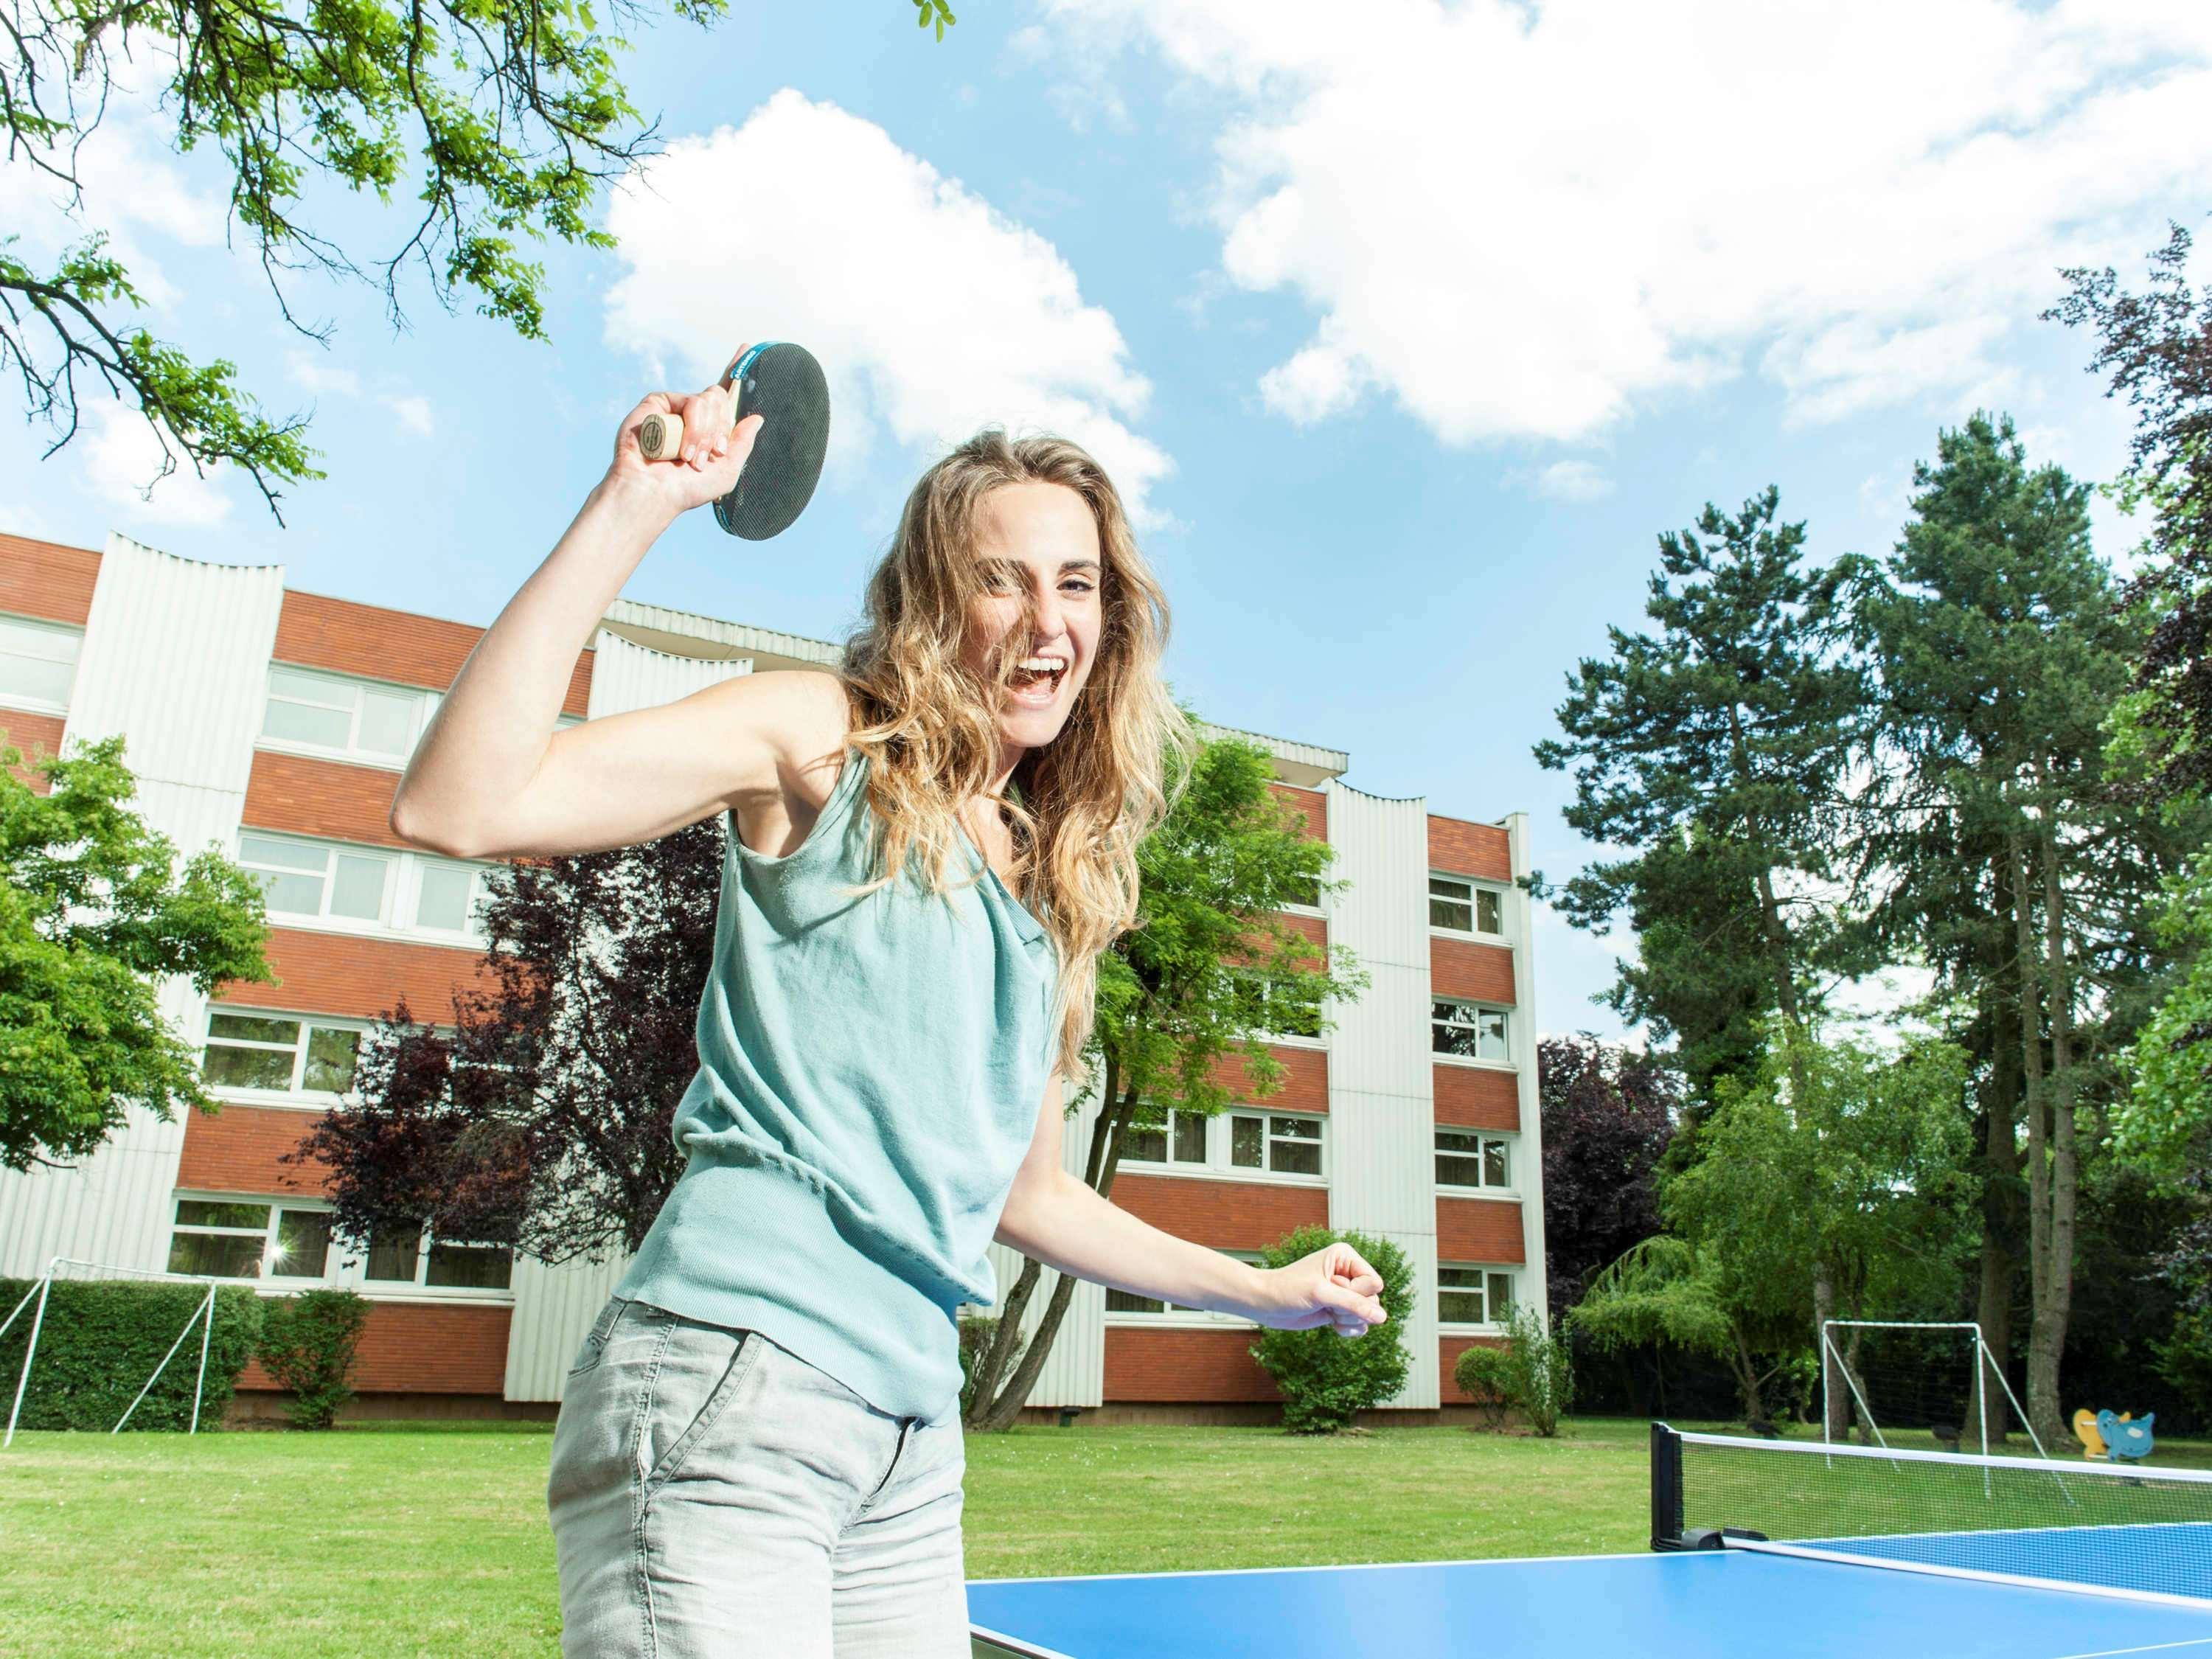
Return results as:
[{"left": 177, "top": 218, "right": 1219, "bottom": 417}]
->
[{"left": 2073, "top": 1408, "right": 2154, "bottom": 1463}]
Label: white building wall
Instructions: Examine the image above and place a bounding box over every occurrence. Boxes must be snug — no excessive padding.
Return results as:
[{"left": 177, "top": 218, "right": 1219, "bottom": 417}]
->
[
  {"left": 1320, "top": 779, "right": 1441, "bottom": 1409},
  {"left": 1504, "top": 812, "right": 1549, "bottom": 1325},
  {"left": 0, "top": 534, "right": 286, "bottom": 1280},
  {"left": 501, "top": 631, "right": 752, "bottom": 1401}
]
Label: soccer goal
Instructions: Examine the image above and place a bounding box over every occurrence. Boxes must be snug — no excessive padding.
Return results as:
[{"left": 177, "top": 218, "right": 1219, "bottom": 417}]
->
[
  {"left": 2, "top": 1256, "right": 224, "bottom": 1448},
  {"left": 1819, "top": 1319, "right": 2053, "bottom": 1464}
]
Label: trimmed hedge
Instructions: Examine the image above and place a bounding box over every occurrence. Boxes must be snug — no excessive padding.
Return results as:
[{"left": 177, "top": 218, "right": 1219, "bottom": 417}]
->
[{"left": 0, "top": 1277, "right": 263, "bottom": 1432}]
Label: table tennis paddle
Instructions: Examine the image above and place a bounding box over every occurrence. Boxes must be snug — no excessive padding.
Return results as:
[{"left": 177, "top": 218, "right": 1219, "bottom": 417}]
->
[{"left": 636, "top": 341, "right": 831, "bottom": 540}]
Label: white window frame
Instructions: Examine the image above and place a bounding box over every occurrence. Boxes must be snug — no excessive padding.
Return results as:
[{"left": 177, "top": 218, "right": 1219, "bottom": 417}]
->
[
  {"left": 1104, "top": 1249, "right": 1268, "bottom": 1327},
  {"left": 1226, "top": 1110, "right": 1326, "bottom": 1181},
  {"left": 1436, "top": 1262, "right": 1521, "bottom": 1333},
  {"left": 1118, "top": 1106, "right": 1209, "bottom": 1170},
  {"left": 1435, "top": 1127, "right": 1518, "bottom": 1194},
  {"left": 163, "top": 1193, "right": 516, "bottom": 1301},
  {"left": 201, "top": 1009, "right": 375, "bottom": 1105},
  {"left": 258, "top": 661, "right": 583, "bottom": 770},
  {"left": 258, "top": 663, "right": 442, "bottom": 770},
  {"left": 1112, "top": 1106, "right": 1328, "bottom": 1188},
  {"left": 166, "top": 1195, "right": 342, "bottom": 1284},
  {"left": 1432, "top": 996, "right": 1512, "bottom": 1068},
  {"left": 0, "top": 613, "right": 83, "bottom": 714},
  {"left": 237, "top": 827, "right": 497, "bottom": 945},
  {"left": 1428, "top": 870, "right": 1508, "bottom": 941},
  {"left": 1234, "top": 965, "right": 1327, "bottom": 1047}
]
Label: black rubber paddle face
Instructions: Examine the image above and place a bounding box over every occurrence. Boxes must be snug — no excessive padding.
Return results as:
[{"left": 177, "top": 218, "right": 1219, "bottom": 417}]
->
[{"left": 715, "top": 342, "right": 831, "bottom": 540}]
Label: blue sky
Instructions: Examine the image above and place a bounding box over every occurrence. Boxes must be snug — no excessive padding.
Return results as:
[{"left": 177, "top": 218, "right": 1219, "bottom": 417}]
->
[{"left": 5, "top": 1, "right": 2209, "bottom": 1040}]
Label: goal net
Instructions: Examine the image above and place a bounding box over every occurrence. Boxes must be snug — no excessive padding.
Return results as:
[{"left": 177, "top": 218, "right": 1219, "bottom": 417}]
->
[
  {"left": 1820, "top": 1320, "right": 2051, "bottom": 1462},
  {"left": 1, "top": 1256, "right": 224, "bottom": 1448}
]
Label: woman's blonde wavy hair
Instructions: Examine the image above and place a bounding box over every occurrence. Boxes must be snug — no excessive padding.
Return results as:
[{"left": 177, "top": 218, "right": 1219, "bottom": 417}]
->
[{"left": 832, "top": 429, "right": 1195, "bottom": 1081}]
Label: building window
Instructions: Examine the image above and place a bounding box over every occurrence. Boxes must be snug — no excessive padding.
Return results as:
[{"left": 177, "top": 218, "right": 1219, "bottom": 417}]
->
[
  {"left": 1439, "top": 1265, "right": 1518, "bottom": 1328},
  {"left": 164, "top": 1197, "right": 511, "bottom": 1293},
  {"left": 363, "top": 1219, "right": 515, "bottom": 1290},
  {"left": 237, "top": 830, "right": 493, "bottom": 941},
  {"left": 1121, "top": 1107, "right": 1206, "bottom": 1168},
  {"left": 1436, "top": 1130, "right": 1514, "bottom": 1192},
  {"left": 1433, "top": 998, "right": 1510, "bottom": 1063},
  {"left": 166, "top": 1199, "right": 335, "bottom": 1281},
  {"left": 0, "top": 614, "right": 82, "bottom": 712},
  {"left": 1430, "top": 873, "right": 1503, "bottom": 936},
  {"left": 1105, "top": 1251, "right": 1265, "bottom": 1318},
  {"left": 202, "top": 1012, "right": 365, "bottom": 1097},
  {"left": 1228, "top": 1112, "right": 1324, "bottom": 1178},
  {"left": 1232, "top": 967, "right": 1324, "bottom": 1040},
  {"left": 261, "top": 665, "right": 439, "bottom": 766}
]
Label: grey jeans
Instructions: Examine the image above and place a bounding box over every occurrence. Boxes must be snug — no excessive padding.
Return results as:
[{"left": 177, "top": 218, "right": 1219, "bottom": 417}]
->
[{"left": 546, "top": 1295, "right": 971, "bottom": 1658}]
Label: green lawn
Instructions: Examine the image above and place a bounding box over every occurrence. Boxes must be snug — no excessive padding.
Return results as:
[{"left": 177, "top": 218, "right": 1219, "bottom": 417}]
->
[{"left": 1, "top": 1416, "right": 2199, "bottom": 1658}]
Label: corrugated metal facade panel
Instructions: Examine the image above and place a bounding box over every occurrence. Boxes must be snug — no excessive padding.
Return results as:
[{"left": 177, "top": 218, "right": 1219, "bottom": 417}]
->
[
  {"left": 978, "top": 1055, "right": 1106, "bottom": 1410},
  {"left": 1321, "top": 779, "right": 1441, "bottom": 1408},
  {"left": 500, "top": 633, "right": 752, "bottom": 1401},
  {"left": 585, "top": 629, "right": 752, "bottom": 718},
  {"left": 0, "top": 535, "right": 285, "bottom": 1280},
  {"left": 502, "top": 1250, "right": 633, "bottom": 1402},
  {"left": 1504, "top": 812, "right": 1549, "bottom": 1323}
]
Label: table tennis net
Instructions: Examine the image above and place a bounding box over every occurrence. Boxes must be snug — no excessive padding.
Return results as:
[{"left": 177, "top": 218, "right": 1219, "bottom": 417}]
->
[{"left": 1651, "top": 1424, "right": 2212, "bottom": 1604}]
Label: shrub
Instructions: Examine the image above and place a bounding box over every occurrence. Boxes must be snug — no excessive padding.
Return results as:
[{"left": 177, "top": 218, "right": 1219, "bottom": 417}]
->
[
  {"left": 1455, "top": 1304, "right": 1574, "bottom": 1436},
  {"left": 1249, "top": 1225, "right": 1415, "bottom": 1433},
  {"left": 1452, "top": 1341, "right": 1516, "bottom": 1430},
  {"left": 0, "top": 1277, "right": 262, "bottom": 1431},
  {"left": 254, "top": 1289, "right": 371, "bottom": 1430},
  {"left": 958, "top": 1313, "right": 999, "bottom": 1417}
]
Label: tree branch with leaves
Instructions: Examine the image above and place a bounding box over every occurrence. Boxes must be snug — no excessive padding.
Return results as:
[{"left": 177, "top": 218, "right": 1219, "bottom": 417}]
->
[{"left": 2, "top": 0, "right": 950, "bottom": 518}]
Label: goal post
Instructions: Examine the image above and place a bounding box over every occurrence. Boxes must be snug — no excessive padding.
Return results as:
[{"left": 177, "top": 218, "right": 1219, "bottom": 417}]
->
[
  {"left": 2, "top": 1256, "right": 225, "bottom": 1448},
  {"left": 1819, "top": 1319, "right": 2051, "bottom": 1464}
]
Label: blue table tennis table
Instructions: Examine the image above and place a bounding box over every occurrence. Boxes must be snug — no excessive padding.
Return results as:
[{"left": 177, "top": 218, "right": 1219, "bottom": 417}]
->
[{"left": 967, "top": 1426, "right": 2212, "bottom": 1659}]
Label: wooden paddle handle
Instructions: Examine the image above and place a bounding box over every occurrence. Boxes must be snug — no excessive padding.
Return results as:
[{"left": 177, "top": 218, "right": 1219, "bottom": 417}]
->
[{"left": 636, "top": 383, "right": 744, "bottom": 462}]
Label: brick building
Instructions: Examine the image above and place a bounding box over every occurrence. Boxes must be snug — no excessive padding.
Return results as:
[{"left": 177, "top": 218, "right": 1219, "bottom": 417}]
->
[{"left": 0, "top": 529, "right": 1543, "bottom": 1422}]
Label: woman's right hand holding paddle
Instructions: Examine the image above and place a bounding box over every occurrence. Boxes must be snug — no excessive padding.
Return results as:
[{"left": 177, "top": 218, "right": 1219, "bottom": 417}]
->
[{"left": 604, "top": 349, "right": 765, "bottom": 522}]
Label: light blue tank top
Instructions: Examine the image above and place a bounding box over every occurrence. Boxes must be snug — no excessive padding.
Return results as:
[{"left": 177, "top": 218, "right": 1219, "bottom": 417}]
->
[{"left": 614, "top": 747, "right": 1059, "bottom": 1423}]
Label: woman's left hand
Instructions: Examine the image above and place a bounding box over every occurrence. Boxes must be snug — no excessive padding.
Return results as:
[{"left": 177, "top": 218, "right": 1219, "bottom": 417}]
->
[{"left": 1242, "top": 1242, "right": 1388, "bottom": 1338}]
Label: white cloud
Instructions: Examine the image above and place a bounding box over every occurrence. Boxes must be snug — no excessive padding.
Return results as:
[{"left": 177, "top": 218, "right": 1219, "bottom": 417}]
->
[
  {"left": 288, "top": 350, "right": 361, "bottom": 397},
  {"left": 81, "top": 400, "right": 233, "bottom": 527},
  {"left": 384, "top": 395, "right": 435, "bottom": 437},
  {"left": 600, "top": 91, "right": 1172, "bottom": 524},
  {"left": 1035, "top": 0, "right": 2212, "bottom": 445},
  {"left": 1532, "top": 459, "right": 1614, "bottom": 502},
  {"left": 0, "top": 64, "right": 225, "bottom": 313}
]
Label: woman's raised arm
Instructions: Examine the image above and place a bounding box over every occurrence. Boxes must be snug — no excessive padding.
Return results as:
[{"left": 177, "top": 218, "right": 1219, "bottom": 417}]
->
[{"left": 389, "top": 355, "right": 841, "bottom": 860}]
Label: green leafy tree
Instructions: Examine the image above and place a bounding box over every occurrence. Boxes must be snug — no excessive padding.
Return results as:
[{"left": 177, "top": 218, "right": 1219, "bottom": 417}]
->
[
  {"left": 0, "top": 734, "right": 273, "bottom": 1170},
  {"left": 2118, "top": 850, "right": 2212, "bottom": 1166},
  {"left": 1249, "top": 1225, "right": 1414, "bottom": 1433},
  {"left": 962, "top": 726, "right": 1370, "bottom": 1431},
  {"left": 1567, "top": 1235, "right": 1793, "bottom": 1425},
  {"left": 2048, "top": 224, "right": 2212, "bottom": 806},
  {"left": 1663, "top": 1023, "right": 1973, "bottom": 1439},
  {"left": 2051, "top": 226, "right": 2212, "bottom": 1184},
  {"left": 1534, "top": 487, "right": 1865, "bottom": 1107},
  {"left": 1851, "top": 411, "right": 2178, "bottom": 1446},
  {"left": 2, "top": 0, "right": 951, "bottom": 518}
]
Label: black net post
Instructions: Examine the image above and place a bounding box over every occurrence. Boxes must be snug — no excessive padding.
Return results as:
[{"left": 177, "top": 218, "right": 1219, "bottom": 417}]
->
[{"left": 1650, "top": 1422, "right": 1684, "bottom": 1551}]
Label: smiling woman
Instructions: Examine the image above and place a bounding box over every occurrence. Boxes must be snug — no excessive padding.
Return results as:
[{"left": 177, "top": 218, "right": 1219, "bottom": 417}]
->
[{"left": 381, "top": 378, "right": 1391, "bottom": 1658}]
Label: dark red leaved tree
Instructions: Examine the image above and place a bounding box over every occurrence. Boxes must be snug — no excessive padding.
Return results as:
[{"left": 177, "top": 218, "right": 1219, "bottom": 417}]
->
[
  {"left": 1538, "top": 1034, "right": 1680, "bottom": 1321},
  {"left": 284, "top": 820, "right": 727, "bottom": 1264}
]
